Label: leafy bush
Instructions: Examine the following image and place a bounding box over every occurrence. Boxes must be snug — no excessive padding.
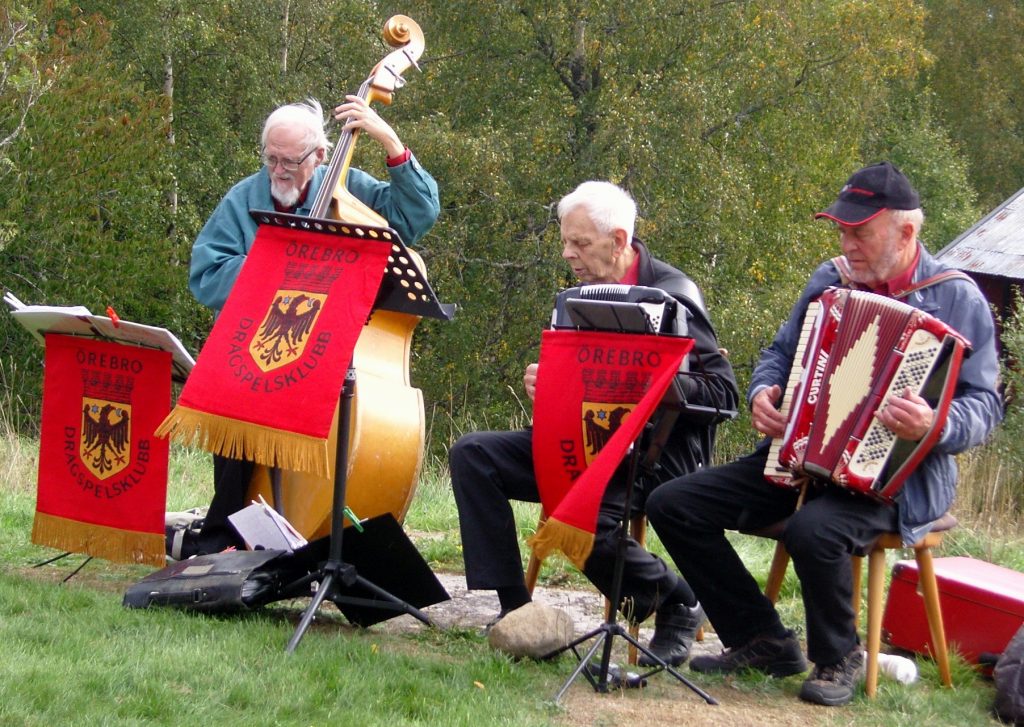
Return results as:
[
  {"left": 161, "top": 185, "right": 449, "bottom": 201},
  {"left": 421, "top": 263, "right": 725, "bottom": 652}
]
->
[{"left": 990, "top": 290, "right": 1024, "bottom": 476}]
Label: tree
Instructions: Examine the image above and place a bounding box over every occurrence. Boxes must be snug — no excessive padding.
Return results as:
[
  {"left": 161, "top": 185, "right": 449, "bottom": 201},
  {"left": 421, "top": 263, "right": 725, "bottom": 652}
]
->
[
  {"left": 0, "top": 1, "right": 990, "bottom": 464},
  {"left": 923, "top": 0, "right": 1024, "bottom": 210},
  {"left": 0, "top": 3, "right": 175, "bottom": 431},
  {"left": 398, "top": 0, "right": 952, "bottom": 456}
]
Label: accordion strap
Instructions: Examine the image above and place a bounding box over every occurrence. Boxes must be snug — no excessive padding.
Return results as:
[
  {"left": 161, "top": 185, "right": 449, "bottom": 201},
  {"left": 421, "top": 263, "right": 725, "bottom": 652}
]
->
[
  {"left": 891, "top": 269, "right": 974, "bottom": 300},
  {"left": 830, "top": 256, "right": 973, "bottom": 300},
  {"left": 832, "top": 255, "right": 855, "bottom": 286}
]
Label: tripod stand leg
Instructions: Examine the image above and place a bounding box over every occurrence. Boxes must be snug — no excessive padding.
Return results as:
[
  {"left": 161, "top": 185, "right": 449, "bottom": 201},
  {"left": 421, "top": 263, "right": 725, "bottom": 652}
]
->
[
  {"left": 32, "top": 552, "right": 94, "bottom": 583},
  {"left": 347, "top": 574, "right": 433, "bottom": 626},
  {"left": 542, "top": 440, "right": 717, "bottom": 705},
  {"left": 286, "top": 570, "right": 337, "bottom": 654},
  {"left": 284, "top": 368, "right": 436, "bottom": 650},
  {"left": 554, "top": 628, "right": 609, "bottom": 703},
  {"left": 617, "top": 627, "right": 718, "bottom": 705}
]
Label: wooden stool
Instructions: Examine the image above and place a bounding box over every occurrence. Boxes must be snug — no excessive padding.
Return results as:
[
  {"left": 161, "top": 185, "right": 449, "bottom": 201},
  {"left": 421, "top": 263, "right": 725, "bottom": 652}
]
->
[
  {"left": 755, "top": 512, "right": 957, "bottom": 698},
  {"left": 854, "top": 513, "right": 957, "bottom": 697}
]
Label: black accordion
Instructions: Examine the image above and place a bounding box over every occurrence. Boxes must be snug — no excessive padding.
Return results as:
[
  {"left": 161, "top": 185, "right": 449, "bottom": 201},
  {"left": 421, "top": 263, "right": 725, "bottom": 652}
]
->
[{"left": 551, "top": 284, "right": 683, "bottom": 336}]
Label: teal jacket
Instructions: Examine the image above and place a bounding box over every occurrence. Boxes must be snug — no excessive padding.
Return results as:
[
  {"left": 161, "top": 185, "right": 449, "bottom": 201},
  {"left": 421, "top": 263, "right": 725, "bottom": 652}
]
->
[{"left": 189, "top": 156, "right": 439, "bottom": 311}]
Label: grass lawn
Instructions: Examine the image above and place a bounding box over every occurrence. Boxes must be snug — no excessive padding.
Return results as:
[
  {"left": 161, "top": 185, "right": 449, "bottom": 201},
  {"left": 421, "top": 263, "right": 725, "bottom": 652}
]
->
[{"left": 0, "top": 437, "right": 1016, "bottom": 726}]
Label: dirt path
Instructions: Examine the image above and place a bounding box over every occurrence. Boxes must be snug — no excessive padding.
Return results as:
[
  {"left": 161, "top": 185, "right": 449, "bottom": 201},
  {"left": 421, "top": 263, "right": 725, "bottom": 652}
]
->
[{"left": 379, "top": 573, "right": 836, "bottom": 726}]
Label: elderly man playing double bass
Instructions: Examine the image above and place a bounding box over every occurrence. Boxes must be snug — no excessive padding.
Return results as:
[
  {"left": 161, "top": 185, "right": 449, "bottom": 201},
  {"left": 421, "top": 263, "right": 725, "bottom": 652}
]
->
[{"left": 167, "top": 96, "right": 439, "bottom": 561}]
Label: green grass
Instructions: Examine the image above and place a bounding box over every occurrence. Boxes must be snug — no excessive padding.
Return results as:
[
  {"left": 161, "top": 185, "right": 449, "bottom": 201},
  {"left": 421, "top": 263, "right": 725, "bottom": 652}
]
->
[
  {"left": 0, "top": 573, "right": 567, "bottom": 727},
  {"left": 0, "top": 429, "right": 1017, "bottom": 725}
]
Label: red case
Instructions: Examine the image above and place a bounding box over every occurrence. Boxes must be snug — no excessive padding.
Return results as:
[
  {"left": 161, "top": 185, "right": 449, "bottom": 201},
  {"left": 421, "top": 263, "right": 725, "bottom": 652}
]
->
[{"left": 882, "top": 556, "right": 1024, "bottom": 664}]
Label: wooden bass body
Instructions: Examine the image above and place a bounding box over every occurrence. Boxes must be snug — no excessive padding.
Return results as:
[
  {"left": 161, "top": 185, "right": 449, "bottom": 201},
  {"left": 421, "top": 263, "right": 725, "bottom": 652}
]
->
[{"left": 247, "top": 303, "right": 425, "bottom": 540}]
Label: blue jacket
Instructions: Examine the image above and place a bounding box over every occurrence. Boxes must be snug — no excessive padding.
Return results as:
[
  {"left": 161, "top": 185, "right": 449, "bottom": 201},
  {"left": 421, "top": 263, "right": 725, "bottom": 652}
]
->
[
  {"left": 750, "top": 245, "right": 1003, "bottom": 543},
  {"left": 189, "top": 157, "right": 440, "bottom": 311}
]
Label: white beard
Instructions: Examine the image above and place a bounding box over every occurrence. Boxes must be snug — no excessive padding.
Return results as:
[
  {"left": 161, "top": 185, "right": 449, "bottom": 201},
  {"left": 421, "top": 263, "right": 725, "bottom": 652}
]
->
[{"left": 271, "top": 178, "right": 302, "bottom": 209}]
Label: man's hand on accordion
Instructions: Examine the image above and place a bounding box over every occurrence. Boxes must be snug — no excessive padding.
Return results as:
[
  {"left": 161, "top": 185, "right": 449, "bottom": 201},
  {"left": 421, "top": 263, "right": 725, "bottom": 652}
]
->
[
  {"left": 876, "top": 387, "right": 935, "bottom": 441},
  {"left": 752, "top": 384, "right": 788, "bottom": 439}
]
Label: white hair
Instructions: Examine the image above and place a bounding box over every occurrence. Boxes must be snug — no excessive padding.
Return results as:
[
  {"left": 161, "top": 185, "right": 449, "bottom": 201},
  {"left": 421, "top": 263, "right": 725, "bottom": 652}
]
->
[
  {"left": 889, "top": 207, "right": 924, "bottom": 236},
  {"left": 260, "top": 98, "right": 332, "bottom": 153},
  {"left": 557, "top": 181, "right": 637, "bottom": 241}
]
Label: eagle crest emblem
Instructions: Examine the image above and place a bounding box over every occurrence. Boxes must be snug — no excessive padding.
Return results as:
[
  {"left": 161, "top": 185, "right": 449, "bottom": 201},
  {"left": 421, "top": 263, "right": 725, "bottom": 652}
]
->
[
  {"left": 249, "top": 262, "right": 340, "bottom": 372},
  {"left": 581, "top": 403, "right": 634, "bottom": 466},
  {"left": 80, "top": 371, "right": 134, "bottom": 479},
  {"left": 579, "top": 369, "right": 648, "bottom": 466}
]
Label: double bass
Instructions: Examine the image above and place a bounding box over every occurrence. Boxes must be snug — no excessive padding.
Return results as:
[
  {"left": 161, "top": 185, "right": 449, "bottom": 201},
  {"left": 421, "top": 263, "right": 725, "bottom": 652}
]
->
[{"left": 246, "top": 15, "right": 438, "bottom": 540}]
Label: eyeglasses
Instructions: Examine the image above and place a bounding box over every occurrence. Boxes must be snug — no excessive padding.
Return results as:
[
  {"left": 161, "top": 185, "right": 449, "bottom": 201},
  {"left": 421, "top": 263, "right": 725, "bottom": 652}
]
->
[{"left": 261, "top": 147, "right": 316, "bottom": 171}]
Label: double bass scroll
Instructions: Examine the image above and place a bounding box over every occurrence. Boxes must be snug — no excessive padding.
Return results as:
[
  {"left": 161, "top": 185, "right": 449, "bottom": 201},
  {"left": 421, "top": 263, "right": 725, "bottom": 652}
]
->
[{"left": 312, "top": 15, "right": 425, "bottom": 228}]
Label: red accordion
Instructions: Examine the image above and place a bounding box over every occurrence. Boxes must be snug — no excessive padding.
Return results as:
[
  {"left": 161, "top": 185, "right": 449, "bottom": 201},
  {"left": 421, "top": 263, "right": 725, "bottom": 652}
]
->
[{"left": 764, "top": 288, "right": 970, "bottom": 502}]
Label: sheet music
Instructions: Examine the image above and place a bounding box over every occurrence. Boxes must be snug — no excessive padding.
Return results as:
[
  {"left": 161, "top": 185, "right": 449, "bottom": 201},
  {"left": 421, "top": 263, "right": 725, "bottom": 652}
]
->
[{"left": 4, "top": 290, "right": 195, "bottom": 382}]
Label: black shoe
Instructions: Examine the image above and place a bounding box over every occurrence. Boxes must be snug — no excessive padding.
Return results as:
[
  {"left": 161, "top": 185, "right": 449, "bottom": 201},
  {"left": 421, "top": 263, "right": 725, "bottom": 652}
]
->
[
  {"left": 689, "top": 629, "right": 807, "bottom": 677},
  {"left": 638, "top": 602, "right": 706, "bottom": 667},
  {"left": 798, "top": 647, "right": 865, "bottom": 706}
]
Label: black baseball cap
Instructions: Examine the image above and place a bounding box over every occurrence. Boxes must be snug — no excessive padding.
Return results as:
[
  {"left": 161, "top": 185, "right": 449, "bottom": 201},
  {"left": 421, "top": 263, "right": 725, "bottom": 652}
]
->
[{"left": 815, "top": 161, "right": 920, "bottom": 226}]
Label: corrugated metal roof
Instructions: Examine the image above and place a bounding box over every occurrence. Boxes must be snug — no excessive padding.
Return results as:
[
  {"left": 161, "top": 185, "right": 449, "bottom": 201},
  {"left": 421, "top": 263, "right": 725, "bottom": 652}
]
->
[{"left": 937, "top": 187, "right": 1024, "bottom": 279}]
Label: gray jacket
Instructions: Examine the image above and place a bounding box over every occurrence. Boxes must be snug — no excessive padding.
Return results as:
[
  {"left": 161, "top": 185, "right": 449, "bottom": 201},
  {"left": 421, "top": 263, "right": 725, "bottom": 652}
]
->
[{"left": 750, "top": 245, "right": 1003, "bottom": 543}]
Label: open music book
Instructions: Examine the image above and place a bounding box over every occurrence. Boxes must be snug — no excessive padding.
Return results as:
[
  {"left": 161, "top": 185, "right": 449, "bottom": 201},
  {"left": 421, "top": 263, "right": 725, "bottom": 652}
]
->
[
  {"left": 4, "top": 290, "right": 195, "bottom": 383},
  {"left": 228, "top": 496, "right": 308, "bottom": 552}
]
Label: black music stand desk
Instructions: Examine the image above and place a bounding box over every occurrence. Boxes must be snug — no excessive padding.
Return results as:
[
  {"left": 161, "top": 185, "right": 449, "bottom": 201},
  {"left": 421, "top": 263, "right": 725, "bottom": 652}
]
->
[
  {"left": 540, "top": 292, "right": 721, "bottom": 704},
  {"left": 249, "top": 210, "right": 454, "bottom": 651}
]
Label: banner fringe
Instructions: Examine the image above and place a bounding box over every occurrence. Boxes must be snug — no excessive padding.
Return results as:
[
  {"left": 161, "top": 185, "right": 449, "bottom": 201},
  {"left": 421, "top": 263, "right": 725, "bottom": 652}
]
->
[
  {"left": 527, "top": 518, "right": 594, "bottom": 571},
  {"left": 155, "top": 405, "right": 329, "bottom": 477},
  {"left": 32, "top": 512, "right": 166, "bottom": 567}
]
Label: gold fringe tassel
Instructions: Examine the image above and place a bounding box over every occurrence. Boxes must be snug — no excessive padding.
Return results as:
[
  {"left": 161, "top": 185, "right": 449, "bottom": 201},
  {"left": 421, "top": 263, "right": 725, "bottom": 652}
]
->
[
  {"left": 155, "top": 405, "right": 330, "bottom": 478},
  {"left": 32, "top": 512, "right": 166, "bottom": 568},
  {"left": 527, "top": 517, "right": 595, "bottom": 571}
]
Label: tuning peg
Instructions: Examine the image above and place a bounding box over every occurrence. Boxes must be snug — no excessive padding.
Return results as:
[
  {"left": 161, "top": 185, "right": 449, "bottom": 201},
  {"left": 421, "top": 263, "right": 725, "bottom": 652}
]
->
[
  {"left": 402, "top": 48, "right": 422, "bottom": 72},
  {"left": 379, "top": 63, "right": 407, "bottom": 89}
]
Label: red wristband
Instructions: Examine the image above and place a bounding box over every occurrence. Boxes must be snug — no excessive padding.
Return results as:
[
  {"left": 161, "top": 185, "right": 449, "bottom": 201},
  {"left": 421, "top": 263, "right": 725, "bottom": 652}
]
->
[{"left": 387, "top": 148, "right": 411, "bottom": 167}]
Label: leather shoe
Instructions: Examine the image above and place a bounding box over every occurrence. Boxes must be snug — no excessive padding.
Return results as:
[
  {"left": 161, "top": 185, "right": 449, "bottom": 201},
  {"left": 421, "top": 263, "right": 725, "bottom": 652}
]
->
[
  {"left": 638, "top": 601, "right": 705, "bottom": 667},
  {"left": 689, "top": 628, "right": 807, "bottom": 677}
]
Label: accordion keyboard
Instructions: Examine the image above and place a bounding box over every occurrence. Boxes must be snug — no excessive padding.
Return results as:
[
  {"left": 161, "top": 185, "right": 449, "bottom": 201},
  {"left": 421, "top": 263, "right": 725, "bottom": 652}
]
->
[
  {"left": 763, "top": 300, "right": 822, "bottom": 487},
  {"left": 847, "top": 329, "right": 945, "bottom": 482}
]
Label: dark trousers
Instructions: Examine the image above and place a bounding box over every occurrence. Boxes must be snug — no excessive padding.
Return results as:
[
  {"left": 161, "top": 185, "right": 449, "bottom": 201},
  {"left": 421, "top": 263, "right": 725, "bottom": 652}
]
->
[
  {"left": 449, "top": 428, "right": 682, "bottom": 622},
  {"left": 645, "top": 446, "right": 898, "bottom": 666},
  {"left": 193, "top": 454, "right": 251, "bottom": 552}
]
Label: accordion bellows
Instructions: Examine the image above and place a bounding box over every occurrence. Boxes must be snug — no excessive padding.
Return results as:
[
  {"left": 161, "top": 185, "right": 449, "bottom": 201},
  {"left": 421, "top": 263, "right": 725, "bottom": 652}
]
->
[{"left": 765, "top": 288, "right": 970, "bottom": 502}]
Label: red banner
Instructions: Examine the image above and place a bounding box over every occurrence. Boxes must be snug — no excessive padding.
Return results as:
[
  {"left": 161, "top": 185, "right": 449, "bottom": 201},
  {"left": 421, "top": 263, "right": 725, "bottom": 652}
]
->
[
  {"left": 156, "top": 224, "right": 391, "bottom": 477},
  {"left": 528, "top": 329, "right": 693, "bottom": 568},
  {"left": 33, "top": 334, "right": 171, "bottom": 566}
]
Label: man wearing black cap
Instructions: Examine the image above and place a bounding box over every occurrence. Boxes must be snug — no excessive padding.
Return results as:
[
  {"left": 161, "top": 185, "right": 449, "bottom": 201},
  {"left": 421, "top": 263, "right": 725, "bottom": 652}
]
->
[{"left": 645, "top": 161, "right": 1002, "bottom": 706}]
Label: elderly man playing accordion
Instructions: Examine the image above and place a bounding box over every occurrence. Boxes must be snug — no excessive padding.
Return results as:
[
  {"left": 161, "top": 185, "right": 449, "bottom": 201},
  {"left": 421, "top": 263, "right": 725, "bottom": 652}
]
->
[
  {"left": 449, "top": 180, "right": 738, "bottom": 665},
  {"left": 646, "top": 161, "right": 1002, "bottom": 706}
]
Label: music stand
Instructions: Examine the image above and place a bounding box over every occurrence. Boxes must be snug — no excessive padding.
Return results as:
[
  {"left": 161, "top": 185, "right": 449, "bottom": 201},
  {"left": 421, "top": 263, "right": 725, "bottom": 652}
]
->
[
  {"left": 247, "top": 210, "right": 454, "bottom": 652},
  {"left": 539, "top": 294, "right": 719, "bottom": 705}
]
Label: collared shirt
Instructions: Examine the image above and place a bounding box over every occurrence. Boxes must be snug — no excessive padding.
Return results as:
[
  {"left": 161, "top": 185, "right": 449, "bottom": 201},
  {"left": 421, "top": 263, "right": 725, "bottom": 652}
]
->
[
  {"left": 864, "top": 246, "right": 921, "bottom": 297},
  {"left": 619, "top": 246, "right": 641, "bottom": 285}
]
